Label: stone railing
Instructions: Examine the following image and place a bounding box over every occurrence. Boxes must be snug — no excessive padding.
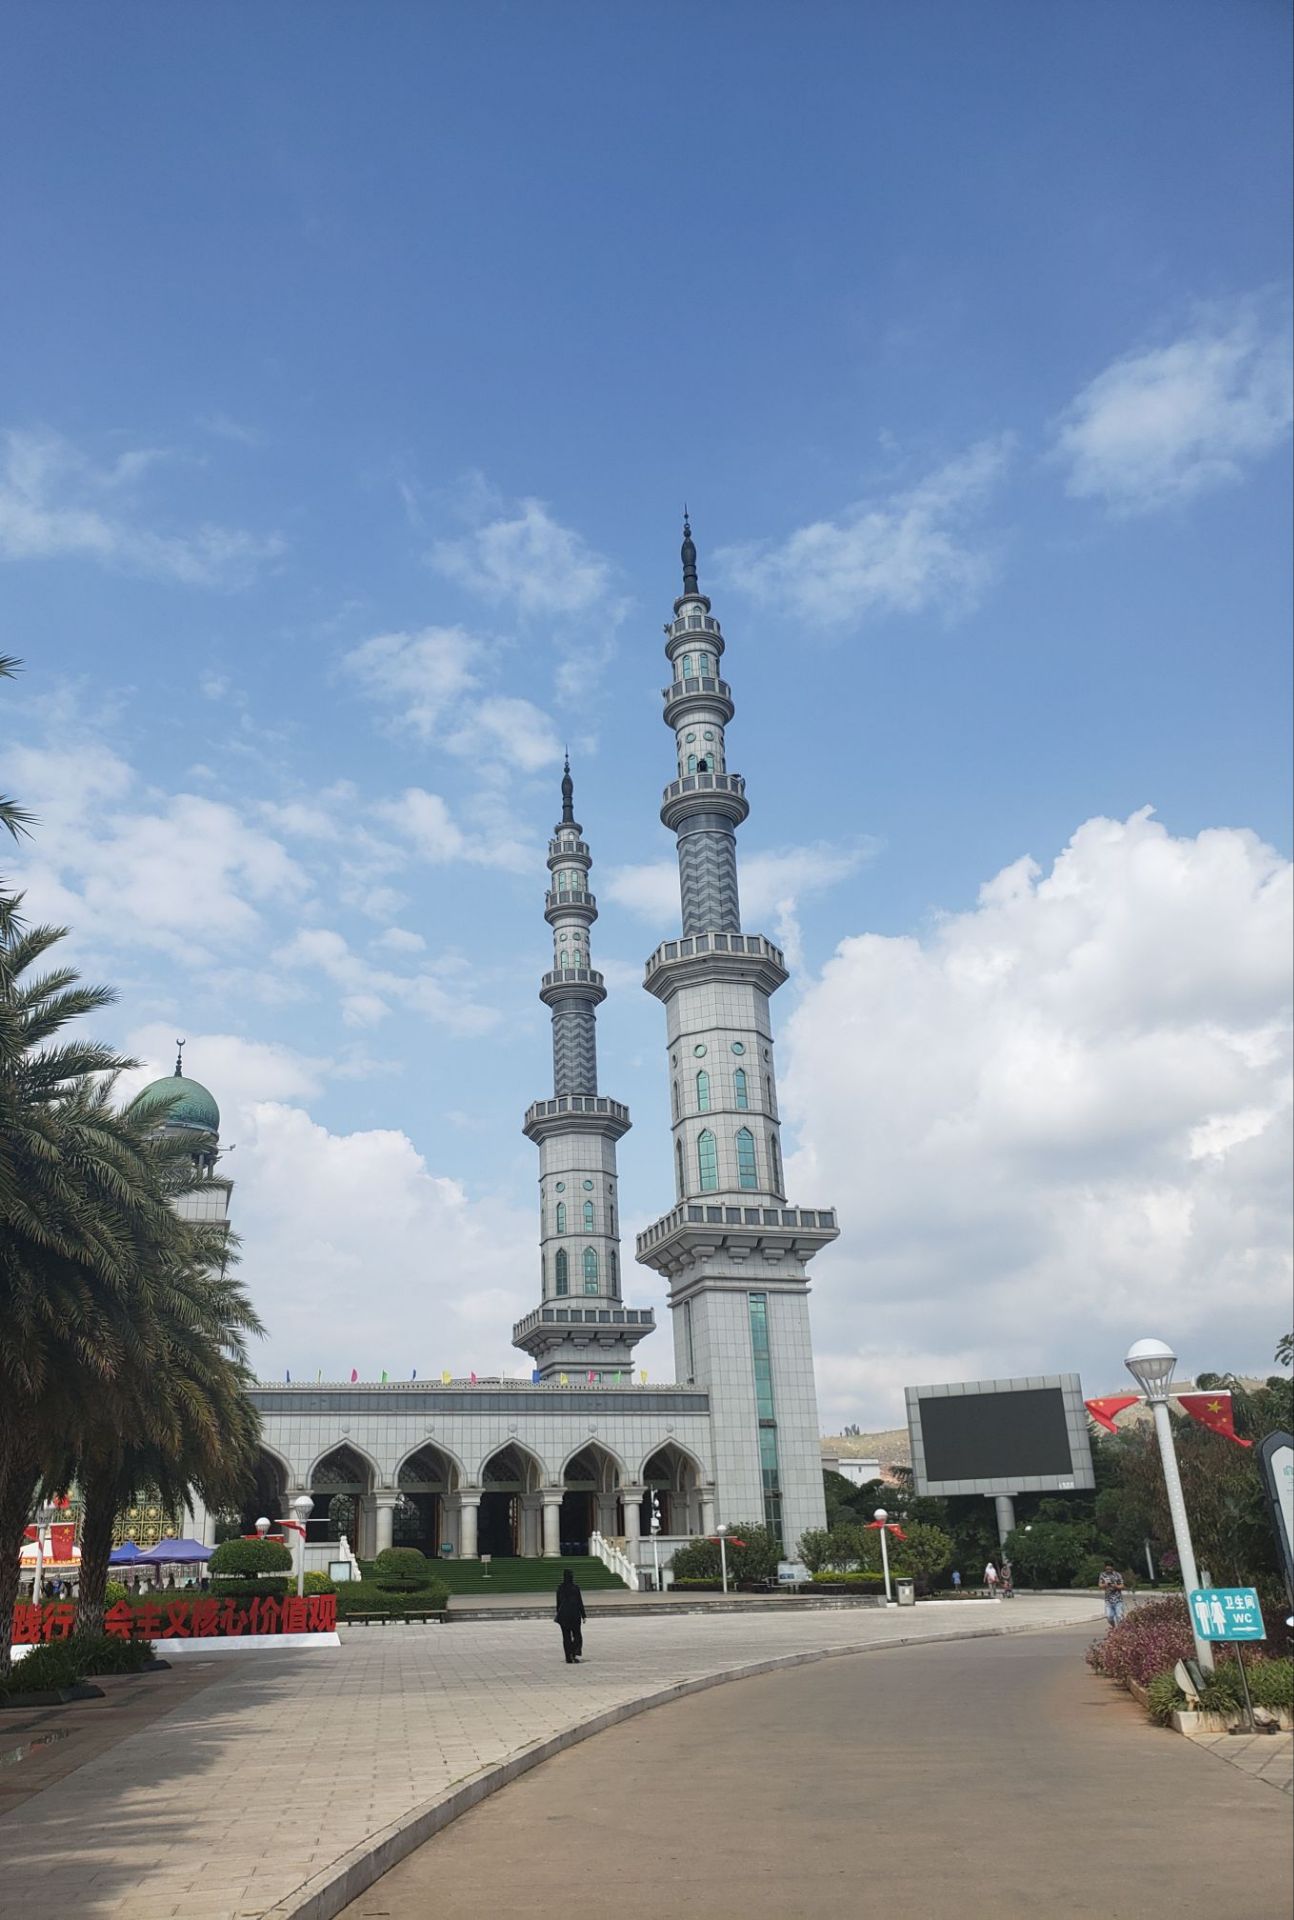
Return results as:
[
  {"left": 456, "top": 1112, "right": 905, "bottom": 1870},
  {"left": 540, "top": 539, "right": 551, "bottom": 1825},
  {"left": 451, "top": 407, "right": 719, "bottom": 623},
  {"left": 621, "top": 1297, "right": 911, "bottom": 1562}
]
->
[{"left": 589, "top": 1531, "right": 640, "bottom": 1592}]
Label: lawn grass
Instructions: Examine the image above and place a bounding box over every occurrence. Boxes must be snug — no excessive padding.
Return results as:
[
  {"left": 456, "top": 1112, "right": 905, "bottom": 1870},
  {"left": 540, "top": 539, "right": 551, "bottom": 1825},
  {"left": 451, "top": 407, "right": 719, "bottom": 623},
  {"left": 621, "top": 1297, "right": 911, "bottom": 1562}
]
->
[{"left": 357, "top": 1555, "right": 626, "bottom": 1595}]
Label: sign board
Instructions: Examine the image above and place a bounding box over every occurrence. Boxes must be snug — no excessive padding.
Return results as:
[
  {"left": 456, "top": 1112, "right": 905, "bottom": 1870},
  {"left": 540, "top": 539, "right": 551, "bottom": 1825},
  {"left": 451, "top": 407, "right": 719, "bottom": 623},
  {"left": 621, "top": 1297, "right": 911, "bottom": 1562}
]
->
[
  {"left": 12, "top": 1593, "right": 339, "bottom": 1647},
  {"left": 1188, "top": 1587, "right": 1267, "bottom": 1642},
  {"left": 1257, "top": 1431, "right": 1293, "bottom": 1602},
  {"left": 328, "top": 1559, "right": 356, "bottom": 1583},
  {"left": 777, "top": 1560, "right": 809, "bottom": 1585},
  {"left": 905, "top": 1373, "right": 1095, "bottom": 1498}
]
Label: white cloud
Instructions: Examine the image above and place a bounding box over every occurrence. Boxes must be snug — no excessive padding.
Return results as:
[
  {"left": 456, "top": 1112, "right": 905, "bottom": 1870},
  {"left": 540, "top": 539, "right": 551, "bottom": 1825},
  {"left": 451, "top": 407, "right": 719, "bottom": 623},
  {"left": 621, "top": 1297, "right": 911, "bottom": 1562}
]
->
[
  {"left": 275, "top": 925, "right": 501, "bottom": 1036},
  {"left": 121, "top": 1026, "right": 328, "bottom": 1114},
  {"left": 231, "top": 1104, "right": 539, "bottom": 1378},
  {"left": 340, "top": 627, "right": 479, "bottom": 740},
  {"left": 432, "top": 495, "right": 615, "bottom": 619},
  {"left": 606, "top": 841, "right": 871, "bottom": 949},
  {"left": 717, "top": 439, "right": 1011, "bottom": 629},
  {"left": 0, "top": 427, "right": 284, "bottom": 586},
  {"left": 445, "top": 694, "right": 560, "bottom": 774},
  {"left": 782, "top": 808, "right": 1293, "bottom": 1430},
  {"left": 1052, "top": 303, "right": 1293, "bottom": 512},
  {"left": 376, "top": 786, "right": 534, "bottom": 873}
]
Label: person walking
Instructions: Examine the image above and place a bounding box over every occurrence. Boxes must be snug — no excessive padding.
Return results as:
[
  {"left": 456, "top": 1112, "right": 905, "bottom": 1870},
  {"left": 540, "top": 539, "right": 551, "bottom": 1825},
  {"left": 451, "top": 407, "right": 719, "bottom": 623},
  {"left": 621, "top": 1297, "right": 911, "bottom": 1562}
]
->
[
  {"left": 555, "top": 1567, "right": 586, "bottom": 1664},
  {"left": 1098, "top": 1560, "right": 1126, "bottom": 1626},
  {"left": 984, "top": 1559, "right": 999, "bottom": 1595},
  {"left": 950, "top": 1569, "right": 961, "bottom": 1591}
]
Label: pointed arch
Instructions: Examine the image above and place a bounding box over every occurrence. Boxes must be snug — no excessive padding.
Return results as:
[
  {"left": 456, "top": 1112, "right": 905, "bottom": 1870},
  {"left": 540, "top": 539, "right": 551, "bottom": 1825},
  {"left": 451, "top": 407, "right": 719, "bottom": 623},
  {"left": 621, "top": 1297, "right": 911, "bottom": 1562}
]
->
[
  {"left": 638, "top": 1439, "right": 706, "bottom": 1488},
  {"left": 769, "top": 1130, "right": 782, "bottom": 1194},
  {"left": 560, "top": 1438, "right": 626, "bottom": 1489},
  {"left": 672, "top": 1078, "right": 680, "bottom": 1120},
  {"left": 395, "top": 1441, "right": 462, "bottom": 1491},
  {"left": 478, "top": 1441, "right": 545, "bottom": 1492},
  {"left": 675, "top": 1138, "right": 684, "bottom": 1197},
  {"left": 697, "top": 1128, "right": 718, "bottom": 1191},
  {"left": 582, "top": 1245, "right": 599, "bottom": 1292},
  {"left": 686, "top": 753, "right": 697, "bottom": 775},
  {"left": 555, "top": 1200, "right": 566, "bottom": 1234},
  {"left": 695, "top": 1068, "right": 710, "bottom": 1112},
  {"left": 583, "top": 1198, "right": 594, "bottom": 1231},
  {"left": 306, "top": 1439, "right": 379, "bottom": 1493},
  {"left": 555, "top": 1247, "right": 569, "bottom": 1295},
  {"left": 733, "top": 1067, "right": 749, "bottom": 1110},
  {"left": 736, "top": 1126, "right": 758, "bottom": 1189}
]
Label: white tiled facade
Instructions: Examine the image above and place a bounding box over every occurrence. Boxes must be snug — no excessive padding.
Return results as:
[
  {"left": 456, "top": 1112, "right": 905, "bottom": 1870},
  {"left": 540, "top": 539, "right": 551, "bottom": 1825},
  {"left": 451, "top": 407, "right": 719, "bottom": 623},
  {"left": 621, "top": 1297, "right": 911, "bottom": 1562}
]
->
[{"left": 219, "top": 523, "right": 836, "bottom": 1565}]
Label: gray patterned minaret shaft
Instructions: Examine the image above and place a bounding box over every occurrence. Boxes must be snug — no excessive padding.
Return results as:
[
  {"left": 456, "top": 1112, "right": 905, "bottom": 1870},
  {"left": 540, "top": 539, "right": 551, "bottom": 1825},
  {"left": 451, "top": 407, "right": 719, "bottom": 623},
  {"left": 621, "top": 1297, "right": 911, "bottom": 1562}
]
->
[
  {"left": 636, "top": 518, "right": 837, "bottom": 1550},
  {"left": 512, "top": 763, "right": 654, "bottom": 1380}
]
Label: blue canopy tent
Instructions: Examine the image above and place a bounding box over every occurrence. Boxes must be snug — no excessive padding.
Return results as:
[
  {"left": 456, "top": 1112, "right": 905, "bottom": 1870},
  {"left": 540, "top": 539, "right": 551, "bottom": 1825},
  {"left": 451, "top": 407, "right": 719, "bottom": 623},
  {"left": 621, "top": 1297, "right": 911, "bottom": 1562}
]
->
[
  {"left": 108, "top": 1540, "right": 148, "bottom": 1566},
  {"left": 140, "top": 1538, "right": 213, "bottom": 1565}
]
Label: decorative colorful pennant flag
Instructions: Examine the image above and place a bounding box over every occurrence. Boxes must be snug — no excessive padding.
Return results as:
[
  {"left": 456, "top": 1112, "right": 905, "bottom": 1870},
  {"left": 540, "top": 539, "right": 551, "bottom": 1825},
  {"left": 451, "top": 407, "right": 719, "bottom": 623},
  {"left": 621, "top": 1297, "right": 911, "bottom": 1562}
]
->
[
  {"left": 316, "top": 1369, "right": 322, "bottom": 1383},
  {"left": 639, "top": 1369, "right": 648, "bottom": 1383},
  {"left": 1084, "top": 1395, "right": 1140, "bottom": 1434},
  {"left": 469, "top": 1371, "right": 478, "bottom": 1384},
  {"left": 380, "top": 1370, "right": 389, "bottom": 1383},
  {"left": 614, "top": 1371, "right": 623, "bottom": 1385},
  {"left": 441, "top": 1369, "right": 451, "bottom": 1384},
  {"left": 531, "top": 1369, "right": 542, "bottom": 1384},
  {"left": 1177, "top": 1391, "right": 1252, "bottom": 1446},
  {"left": 285, "top": 1369, "right": 291, "bottom": 1383},
  {"left": 349, "top": 1368, "right": 358, "bottom": 1382},
  {"left": 559, "top": 1372, "right": 569, "bottom": 1386},
  {"left": 587, "top": 1369, "right": 595, "bottom": 1383}
]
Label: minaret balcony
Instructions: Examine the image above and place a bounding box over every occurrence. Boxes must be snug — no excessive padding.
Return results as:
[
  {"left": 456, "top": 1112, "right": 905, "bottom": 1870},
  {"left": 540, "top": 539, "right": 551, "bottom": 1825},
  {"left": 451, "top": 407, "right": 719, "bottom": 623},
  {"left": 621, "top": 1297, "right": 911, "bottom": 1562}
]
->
[
  {"left": 547, "top": 839, "right": 591, "bottom": 864},
  {"left": 659, "top": 771, "right": 749, "bottom": 832},
  {"left": 523, "top": 1092, "right": 632, "bottom": 1144},
  {"left": 643, "top": 930, "right": 788, "bottom": 1000},
  {"left": 539, "top": 966, "right": 608, "bottom": 1013},
  {"left": 512, "top": 1302, "right": 656, "bottom": 1351},
  {"left": 635, "top": 1199, "right": 839, "bottom": 1279},
  {"left": 667, "top": 613, "right": 723, "bottom": 642},
  {"left": 662, "top": 676, "right": 734, "bottom": 729},
  {"left": 545, "top": 889, "right": 597, "bottom": 923}
]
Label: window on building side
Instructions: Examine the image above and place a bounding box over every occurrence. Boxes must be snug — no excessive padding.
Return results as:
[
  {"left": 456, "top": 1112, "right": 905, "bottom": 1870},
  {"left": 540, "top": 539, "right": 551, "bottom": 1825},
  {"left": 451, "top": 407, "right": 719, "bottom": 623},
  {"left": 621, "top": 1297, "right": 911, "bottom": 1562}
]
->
[
  {"left": 682, "top": 654, "right": 694, "bottom": 675},
  {"left": 583, "top": 1246, "right": 599, "bottom": 1292},
  {"left": 675, "top": 1139, "right": 684, "bottom": 1197},
  {"left": 734, "top": 1068, "right": 749, "bottom": 1110},
  {"left": 609, "top": 1248, "right": 618, "bottom": 1296},
  {"left": 736, "top": 1127, "right": 758, "bottom": 1190},
  {"left": 555, "top": 1248, "right": 569, "bottom": 1296},
  {"left": 583, "top": 1199, "right": 594, "bottom": 1232},
  {"left": 770, "top": 1131, "right": 782, "bottom": 1193},
  {"left": 672, "top": 1079, "right": 680, "bottom": 1120},
  {"left": 555, "top": 1201, "right": 566, "bottom": 1235},
  {"left": 697, "top": 1129, "right": 718, "bottom": 1191},
  {"left": 686, "top": 754, "right": 697, "bottom": 775},
  {"left": 696, "top": 1069, "right": 710, "bottom": 1112}
]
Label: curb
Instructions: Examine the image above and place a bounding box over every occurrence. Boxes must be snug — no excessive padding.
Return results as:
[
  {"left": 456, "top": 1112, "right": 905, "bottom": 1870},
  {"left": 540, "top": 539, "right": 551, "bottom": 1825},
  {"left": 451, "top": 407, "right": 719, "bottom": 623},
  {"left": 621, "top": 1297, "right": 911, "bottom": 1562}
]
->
[{"left": 262, "top": 1612, "right": 1095, "bottom": 1920}]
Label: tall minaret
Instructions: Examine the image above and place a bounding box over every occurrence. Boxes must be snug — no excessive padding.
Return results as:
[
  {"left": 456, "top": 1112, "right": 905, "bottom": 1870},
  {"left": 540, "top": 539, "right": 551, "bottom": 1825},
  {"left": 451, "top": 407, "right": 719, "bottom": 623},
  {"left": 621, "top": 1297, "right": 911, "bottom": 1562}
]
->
[
  {"left": 635, "top": 517, "right": 837, "bottom": 1550},
  {"left": 513, "top": 760, "right": 655, "bottom": 1381}
]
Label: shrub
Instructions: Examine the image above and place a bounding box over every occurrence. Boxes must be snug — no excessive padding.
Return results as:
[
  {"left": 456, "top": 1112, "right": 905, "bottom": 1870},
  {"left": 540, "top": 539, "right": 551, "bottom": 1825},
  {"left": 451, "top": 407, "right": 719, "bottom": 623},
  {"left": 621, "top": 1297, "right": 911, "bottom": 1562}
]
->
[
  {"left": 335, "top": 1577, "right": 448, "bottom": 1617},
  {"left": 303, "top": 1571, "right": 337, "bottom": 1595},
  {"left": 891, "top": 1522, "right": 955, "bottom": 1583},
  {"left": 104, "top": 1580, "right": 129, "bottom": 1607},
  {"left": 671, "top": 1577, "right": 722, "bottom": 1591},
  {"left": 373, "top": 1546, "right": 435, "bottom": 1592},
  {"left": 1145, "top": 1672, "right": 1183, "bottom": 1725},
  {"left": 1087, "top": 1597, "right": 1196, "bottom": 1688},
  {"left": 670, "top": 1538, "right": 722, "bottom": 1581},
  {"left": 0, "top": 1642, "right": 85, "bottom": 1696},
  {"left": 68, "top": 1633, "right": 159, "bottom": 1675},
  {"left": 810, "top": 1570, "right": 885, "bottom": 1590},
  {"left": 208, "top": 1538, "right": 292, "bottom": 1597},
  {"left": 1245, "top": 1656, "right": 1294, "bottom": 1711}
]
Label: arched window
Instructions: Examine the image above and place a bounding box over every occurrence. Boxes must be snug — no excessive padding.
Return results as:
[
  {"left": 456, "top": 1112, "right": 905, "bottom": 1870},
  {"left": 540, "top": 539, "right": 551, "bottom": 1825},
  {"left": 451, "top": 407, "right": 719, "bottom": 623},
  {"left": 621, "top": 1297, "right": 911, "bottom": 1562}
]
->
[
  {"left": 557, "top": 869, "right": 569, "bottom": 892},
  {"left": 770, "top": 1131, "right": 782, "bottom": 1193},
  {"left": 555, "top": 1201, "right": 566, "bottom": 1235},
  {"left": 555, "top": 1248, "right": 569, "bottom": 1296},
  {"left": 583, "top": 1199, "right": 594, "bottom": 1231},
  {"left": 675, "top": 1139, "right": 684, "bottom": 1197},
  {"left": 734, "top": 1068, "right": 749, "bottom": 1110},
  {"left": 672, "top": 1079, "right": 680, "bottom": 1120},
  {"left": 583, "top": 1246, "right": 599, "bottom": 1292},
  {"left": 736, "top": 1127, "right": 758, "bottom": 1190},
  {"left": 697, "top": 1129, "right": 718, "bottom": 1192},
  {"left": 695, "top": 1069, "right": 710, "bottom": 1112},
  {"left": 686, "top": 754, "right": 697, "bottom": 775},
  {"left": 609, "top": 1248, "right": 618, "bottom": 1296},
  {"left": 682, "top": 653, "right": 694, "bottom": 676}
]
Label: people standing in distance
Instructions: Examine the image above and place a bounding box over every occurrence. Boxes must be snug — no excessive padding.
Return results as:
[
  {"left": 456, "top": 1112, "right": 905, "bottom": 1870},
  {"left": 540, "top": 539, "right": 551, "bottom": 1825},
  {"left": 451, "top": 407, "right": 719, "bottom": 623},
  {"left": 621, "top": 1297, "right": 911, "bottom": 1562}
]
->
[
  {"left": 950, "top": 1569, "right": 962, "bottom": 1591},
  {"left": 984, "top": 1559, "right": 999, "bottom": 1595},
  {"left": 555, "top": 1567, "right": 587, "bottom": 1664},
  {"left": 1098, "top": 1560, "right": 1126, "bottom": 1626}
]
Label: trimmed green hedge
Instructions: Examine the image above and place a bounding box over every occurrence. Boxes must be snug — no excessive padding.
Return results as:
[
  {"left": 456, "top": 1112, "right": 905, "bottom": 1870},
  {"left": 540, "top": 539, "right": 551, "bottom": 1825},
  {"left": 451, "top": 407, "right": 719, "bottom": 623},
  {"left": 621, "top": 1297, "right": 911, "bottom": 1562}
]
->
[
  {"left": 372, "top": 1546, "right": 437, "bottom": 1592},
  {"left": 208, "top": 1538, "right": 292, "bottom": 1597},
  {"left": 335, "top": 1578, "right": 449, "bottom": 1617},
  {"left": 0, "top": 1633, "right": 158, "bottom": 1698}
]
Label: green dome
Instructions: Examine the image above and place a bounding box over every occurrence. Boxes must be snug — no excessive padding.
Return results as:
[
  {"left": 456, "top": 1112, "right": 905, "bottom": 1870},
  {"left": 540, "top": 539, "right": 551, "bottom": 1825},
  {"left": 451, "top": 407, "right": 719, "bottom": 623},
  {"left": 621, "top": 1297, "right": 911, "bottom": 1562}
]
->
[{"left": 133, "top": 1072, "right": 220, "bottom": 1134}]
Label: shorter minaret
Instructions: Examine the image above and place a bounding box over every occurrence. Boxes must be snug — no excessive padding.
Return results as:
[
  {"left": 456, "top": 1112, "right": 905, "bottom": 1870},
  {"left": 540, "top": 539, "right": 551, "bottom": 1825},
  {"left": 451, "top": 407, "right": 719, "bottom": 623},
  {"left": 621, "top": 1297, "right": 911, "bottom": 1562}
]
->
[{"left": 512, "top": 761, "right": 655, "bottom": 1381}]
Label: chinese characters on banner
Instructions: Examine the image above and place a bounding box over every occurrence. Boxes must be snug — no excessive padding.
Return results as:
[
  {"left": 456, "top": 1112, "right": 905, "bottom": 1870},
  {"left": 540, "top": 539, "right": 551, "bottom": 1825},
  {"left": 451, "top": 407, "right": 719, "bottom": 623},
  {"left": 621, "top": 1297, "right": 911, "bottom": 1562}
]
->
[{"left": 11, "top": 1593, "right": 338, "bottom": 1645}]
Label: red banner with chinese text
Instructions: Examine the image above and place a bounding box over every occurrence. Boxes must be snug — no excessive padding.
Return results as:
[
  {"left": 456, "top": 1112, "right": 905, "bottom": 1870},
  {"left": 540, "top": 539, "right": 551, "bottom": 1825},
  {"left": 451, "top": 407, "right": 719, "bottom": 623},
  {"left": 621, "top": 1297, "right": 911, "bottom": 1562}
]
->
[{"left": 11, "top": 1593, "right": 338, "bottom": 1646}]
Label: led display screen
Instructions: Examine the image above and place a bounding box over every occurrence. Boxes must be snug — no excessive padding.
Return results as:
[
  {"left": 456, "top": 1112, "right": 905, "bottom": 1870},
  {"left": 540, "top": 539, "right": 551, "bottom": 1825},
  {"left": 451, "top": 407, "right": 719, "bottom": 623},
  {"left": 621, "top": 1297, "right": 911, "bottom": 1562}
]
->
[{"left": 916, "top": 1386, "right": 1074, "bottom": 1483}]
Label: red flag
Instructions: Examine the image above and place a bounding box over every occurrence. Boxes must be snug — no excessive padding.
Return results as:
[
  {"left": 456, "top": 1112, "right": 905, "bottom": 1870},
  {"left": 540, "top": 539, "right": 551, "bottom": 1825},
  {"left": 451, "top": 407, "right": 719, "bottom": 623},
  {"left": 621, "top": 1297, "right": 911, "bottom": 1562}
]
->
[
  {"left": 1085, "top": 1394, "right": 1140, "bottom": 1434},
  {"left": 1178, "top": 1391, "right": 1252, "bottom": 1447},
  {"left": 469, "top": 1371, "right": 478, "bottom": 1384},
  {"left": 349, "top": 1368, "right": 358, "bottom": 1382},
  {"left": 50, "top": 1523, "right": 76, "bottom": 1562}
]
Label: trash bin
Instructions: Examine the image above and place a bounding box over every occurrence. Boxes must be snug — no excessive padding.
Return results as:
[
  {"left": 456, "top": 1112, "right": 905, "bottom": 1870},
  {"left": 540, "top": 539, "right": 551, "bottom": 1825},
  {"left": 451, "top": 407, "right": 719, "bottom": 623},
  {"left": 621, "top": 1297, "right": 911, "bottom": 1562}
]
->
[{"left": 896, "top": 1578, "right": 916, "bottom": 1607}]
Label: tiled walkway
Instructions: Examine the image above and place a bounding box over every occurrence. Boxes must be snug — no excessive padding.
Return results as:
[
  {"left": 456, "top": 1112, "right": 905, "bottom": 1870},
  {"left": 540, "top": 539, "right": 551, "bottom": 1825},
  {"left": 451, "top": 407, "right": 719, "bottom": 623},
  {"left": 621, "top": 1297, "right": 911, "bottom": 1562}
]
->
[
  {"left": 1187, "top": 1727, "right": 1293, "bottom": 1794},
  {"left": 0, "top": 1596, "right": 1103, "bottom": 1920}
]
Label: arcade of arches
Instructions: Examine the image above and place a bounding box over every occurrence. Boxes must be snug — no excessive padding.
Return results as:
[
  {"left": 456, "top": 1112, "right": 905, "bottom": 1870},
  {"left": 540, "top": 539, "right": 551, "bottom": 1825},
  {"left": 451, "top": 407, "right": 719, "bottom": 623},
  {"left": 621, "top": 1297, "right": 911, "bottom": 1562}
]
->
[{"left": 249, "top": 1438, "right": 714, "bottom": 1561}]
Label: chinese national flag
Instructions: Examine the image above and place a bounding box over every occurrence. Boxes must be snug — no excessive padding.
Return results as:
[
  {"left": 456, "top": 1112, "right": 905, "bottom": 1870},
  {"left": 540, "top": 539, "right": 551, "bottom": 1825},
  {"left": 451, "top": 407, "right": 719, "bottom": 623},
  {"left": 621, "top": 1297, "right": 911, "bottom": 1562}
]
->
[
  {"left": 1177, "top": 1391, "right": 1252, "bottom": 1447},
  {"left": 1084, "top": 1395, "right": 1141, "bottom": 1434},
  {"left": 51, "top": 1523, "right": 76, "bottom": 1561}
]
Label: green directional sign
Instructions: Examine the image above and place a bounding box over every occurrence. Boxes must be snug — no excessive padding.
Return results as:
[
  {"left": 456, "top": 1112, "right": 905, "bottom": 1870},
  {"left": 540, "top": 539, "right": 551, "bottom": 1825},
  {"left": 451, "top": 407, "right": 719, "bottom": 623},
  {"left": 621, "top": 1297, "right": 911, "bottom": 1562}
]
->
[{"left": 1188, "top": 1587, "right": 1266, "bottom": 1642}]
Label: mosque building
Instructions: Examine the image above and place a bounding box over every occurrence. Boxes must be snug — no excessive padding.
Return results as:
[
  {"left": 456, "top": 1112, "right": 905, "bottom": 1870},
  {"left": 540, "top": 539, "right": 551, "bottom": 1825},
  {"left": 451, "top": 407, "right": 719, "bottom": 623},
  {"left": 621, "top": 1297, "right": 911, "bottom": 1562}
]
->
[{"left": 142, "top": 523, "right": 839, "bottom": 1572}]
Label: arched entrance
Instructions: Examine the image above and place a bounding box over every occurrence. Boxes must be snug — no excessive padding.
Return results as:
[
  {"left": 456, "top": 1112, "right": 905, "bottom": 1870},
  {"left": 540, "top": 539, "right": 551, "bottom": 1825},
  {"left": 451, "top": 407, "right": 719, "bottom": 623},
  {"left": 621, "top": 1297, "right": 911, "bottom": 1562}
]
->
[
  {"left": 479, "top": 1444, "right": 541, "bottom": 1558},
  {"left": 307, "top": 1444, "right": 373, "bottom": 1548},
  {"left": 396, "top": 1445, "right": 457, "bottom": 1556},
  {"left": 641, "top": 1443, "right": 702, "bottom": 1537},
  {"left": 239, "top": 1449, "right": 288, "bottom": 1536},
  {"left": 561, "top": 1443, "right": 622, "bottom": 1554}
]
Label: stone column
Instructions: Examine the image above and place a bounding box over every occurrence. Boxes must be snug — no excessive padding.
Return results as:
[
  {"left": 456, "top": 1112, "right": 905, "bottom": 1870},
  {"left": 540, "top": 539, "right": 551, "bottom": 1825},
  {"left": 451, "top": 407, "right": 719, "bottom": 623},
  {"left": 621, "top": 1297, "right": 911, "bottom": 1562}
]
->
[
  {"left": 520, "top": 1498, "right": 541, "bottom": 1558},
  {"left": 357, "top": 1494, "right": 377, "bottom": 1560},
  {"left": 541, "top": 1492, "right": 563, "bottom": 1558},
  {"left": 459, "top": 1494, "right": 480, "bottom": 1560},
  {"left": 622, "top": 1488, "right": 643, "bottom": 1551},
  {"left": 700, "top": 1487, "right": 717, "bottom": 1536},
  {"left": 993, "top": 1494, "right": 1016, "bottom": 1549},
  {"left": 374, "top": 1491, "right": 400, "bottom": 1555}
]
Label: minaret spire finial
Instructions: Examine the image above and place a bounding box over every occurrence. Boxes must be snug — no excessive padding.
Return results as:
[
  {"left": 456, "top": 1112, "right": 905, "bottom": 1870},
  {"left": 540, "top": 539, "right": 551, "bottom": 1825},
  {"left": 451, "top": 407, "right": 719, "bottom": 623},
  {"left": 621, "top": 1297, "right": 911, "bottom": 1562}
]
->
[
  {"left": 560, "top": 750, "right": 575, "bottom": 826},
  {"left": 174, "top": 1038, "right": 186, "bottom": 1077},
  {"left": 681, "top": 507, "right": 699, "bottom": 598}
]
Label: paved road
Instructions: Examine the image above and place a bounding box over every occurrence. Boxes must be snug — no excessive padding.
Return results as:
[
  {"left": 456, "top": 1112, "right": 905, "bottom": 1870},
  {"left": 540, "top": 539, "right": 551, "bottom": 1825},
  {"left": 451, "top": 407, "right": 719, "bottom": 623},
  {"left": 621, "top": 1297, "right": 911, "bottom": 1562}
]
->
[{"left": 342, "top": 1626, "right": 1293, "bottom": 1920}]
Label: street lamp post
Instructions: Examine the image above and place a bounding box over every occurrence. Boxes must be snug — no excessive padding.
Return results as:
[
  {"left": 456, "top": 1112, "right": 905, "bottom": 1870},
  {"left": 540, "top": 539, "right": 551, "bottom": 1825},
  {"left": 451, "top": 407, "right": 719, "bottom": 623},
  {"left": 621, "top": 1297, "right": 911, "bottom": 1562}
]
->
[
  {"left": 291, "top": 1495, "right": 314, "bottom": 1598},
  {"left": 874, "top": 1508, "right": 894, "bottom": 1605},
  {"left": 649, "top": 1489, "right": 662, "bottom": 1594},
  {"left": 31, "top": 1501, "right": 57, "bottom": 1606},
  {"left": 1125, "top": 1337, "right": 1213, "bottom": 1673},
  {"left": 715, "top": 1522, "right": 730, "bottom": 1596}
]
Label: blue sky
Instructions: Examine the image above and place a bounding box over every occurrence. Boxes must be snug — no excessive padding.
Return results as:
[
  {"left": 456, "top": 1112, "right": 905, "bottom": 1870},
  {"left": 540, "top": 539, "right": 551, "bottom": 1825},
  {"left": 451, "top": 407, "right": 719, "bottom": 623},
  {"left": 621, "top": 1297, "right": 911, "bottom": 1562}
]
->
[{"left": 2, "top": 3, "right": 1290, "bottom": 1423}]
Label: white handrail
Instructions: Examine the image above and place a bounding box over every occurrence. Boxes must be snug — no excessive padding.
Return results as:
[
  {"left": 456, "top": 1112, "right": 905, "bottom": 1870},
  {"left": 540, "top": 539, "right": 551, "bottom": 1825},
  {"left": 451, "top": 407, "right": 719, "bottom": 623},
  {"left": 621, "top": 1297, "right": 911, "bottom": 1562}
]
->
[{"left": 589, "top": 1530, "right": 639, "bottom": 1591}]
